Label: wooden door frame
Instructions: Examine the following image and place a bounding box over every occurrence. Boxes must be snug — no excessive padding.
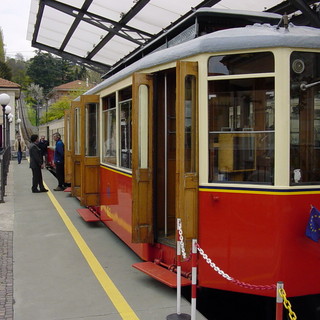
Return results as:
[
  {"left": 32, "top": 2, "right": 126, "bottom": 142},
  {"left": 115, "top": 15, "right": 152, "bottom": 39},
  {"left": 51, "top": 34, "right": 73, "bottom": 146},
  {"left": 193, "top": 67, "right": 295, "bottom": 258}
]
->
[
  {"left": 80, "top": 95, "right": 100, "bottom": 206},
  {"left": 176, "top": 60, "right": 199, "bottom": 249},
  {"left": 70, "top": 100, "right": 82, "bottom": 197},
  {"left": 132, "top": 73, "right": 154, "bottom": 243},
  {"left": 64, "top": 108, "right": 72, "bottom": 184}
]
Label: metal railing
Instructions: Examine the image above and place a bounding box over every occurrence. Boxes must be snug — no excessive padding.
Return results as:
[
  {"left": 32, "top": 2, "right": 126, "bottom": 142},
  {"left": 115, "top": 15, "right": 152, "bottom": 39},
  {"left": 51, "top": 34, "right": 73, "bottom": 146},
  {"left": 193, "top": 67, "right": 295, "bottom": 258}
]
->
[{"left": 0, "top": 147, "right": 11, "bottom": 203}]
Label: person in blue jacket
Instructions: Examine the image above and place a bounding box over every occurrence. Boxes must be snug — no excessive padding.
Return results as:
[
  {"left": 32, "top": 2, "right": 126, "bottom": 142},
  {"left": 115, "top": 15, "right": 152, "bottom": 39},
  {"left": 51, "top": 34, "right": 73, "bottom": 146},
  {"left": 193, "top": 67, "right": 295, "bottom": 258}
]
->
[{"left": 53, "top": 132, "right": 65, "bottom": 191}]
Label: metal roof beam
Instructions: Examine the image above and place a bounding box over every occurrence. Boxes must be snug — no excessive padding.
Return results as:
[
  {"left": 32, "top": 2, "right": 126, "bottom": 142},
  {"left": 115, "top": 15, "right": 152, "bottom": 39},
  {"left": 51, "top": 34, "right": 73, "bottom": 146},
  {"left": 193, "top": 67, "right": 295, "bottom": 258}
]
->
[
  {"left": 195, "top": 0, "right": 222, "bottom": 8},
  {"left": 60, "top": 0, "right": 93, "bottom": 51},
  {"left": 42, "top": 0, "right": 153, "bottom": 45},
  {"left": 87, "top": 0, "right": 220, "bottom": 60},
  {"left": 87, "top": 0, "right": 152, "bottom": 59},
  {"left": 31, "top": 0, "right": 46, "bottom": 45},
  {"left": 289, "top": 0, "right": 320, "bottom": 27},
  {"left": 32, "top": 42, "right": 110, "bottom": 74},
  {"left": 266, "top": 0, "right": 317, "bottom": 14}
]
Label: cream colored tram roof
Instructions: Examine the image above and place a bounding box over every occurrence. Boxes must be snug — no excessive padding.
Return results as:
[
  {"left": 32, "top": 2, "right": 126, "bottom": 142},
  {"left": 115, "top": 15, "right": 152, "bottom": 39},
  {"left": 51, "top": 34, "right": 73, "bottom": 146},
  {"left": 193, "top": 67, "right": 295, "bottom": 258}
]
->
[{"left": 81, "top": 23, "right": 320, "bottom": 97}]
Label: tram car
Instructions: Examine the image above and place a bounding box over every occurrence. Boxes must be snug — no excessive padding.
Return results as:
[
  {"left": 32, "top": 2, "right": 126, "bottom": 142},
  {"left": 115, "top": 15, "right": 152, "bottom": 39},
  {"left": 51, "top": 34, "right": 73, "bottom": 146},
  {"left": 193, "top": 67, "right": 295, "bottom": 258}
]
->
[{"left": 61, "top": 8, "right": 320, "bottom": 317}]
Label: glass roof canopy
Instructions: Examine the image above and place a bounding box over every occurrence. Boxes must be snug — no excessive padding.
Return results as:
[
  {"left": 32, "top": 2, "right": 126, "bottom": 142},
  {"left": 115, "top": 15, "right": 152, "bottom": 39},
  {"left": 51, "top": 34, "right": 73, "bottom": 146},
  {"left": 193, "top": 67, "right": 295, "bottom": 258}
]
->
[{"left": 27, "top": 0, "right": 320, "bottom": 74}]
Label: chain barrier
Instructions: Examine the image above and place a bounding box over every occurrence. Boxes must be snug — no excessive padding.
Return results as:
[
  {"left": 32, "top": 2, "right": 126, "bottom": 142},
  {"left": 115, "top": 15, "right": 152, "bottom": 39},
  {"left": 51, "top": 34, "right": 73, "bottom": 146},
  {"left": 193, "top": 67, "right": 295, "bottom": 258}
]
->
[
  {"left": 177, "top": 219, "right": 188, "bottom": 260},
  {"left": 177, "top": 221, "right": 276, "bottom": 290},
  {"left": 177, "top": 220, "right": 299, "bottom": 319},
  {"left": 196, "top": 243, "right": 276, "bottom": 290},
  {"left": 278, "top": 288, "right": 297, "bottom": 320}
]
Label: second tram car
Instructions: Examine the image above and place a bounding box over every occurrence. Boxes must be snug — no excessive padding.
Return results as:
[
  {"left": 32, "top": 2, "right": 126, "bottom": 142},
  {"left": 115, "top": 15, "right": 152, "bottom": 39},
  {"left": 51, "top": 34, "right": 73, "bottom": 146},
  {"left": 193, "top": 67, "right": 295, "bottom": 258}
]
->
[{"left": 54, "top": 8, "right": 320, "bottom": 317}]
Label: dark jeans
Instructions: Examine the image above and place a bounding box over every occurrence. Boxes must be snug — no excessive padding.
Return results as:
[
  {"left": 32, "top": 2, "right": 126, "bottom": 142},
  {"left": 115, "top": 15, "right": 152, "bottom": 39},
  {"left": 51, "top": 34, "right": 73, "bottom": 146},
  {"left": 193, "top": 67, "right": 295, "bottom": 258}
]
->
[
  {"left": 55, "top": 162, "right": 65, "bottom": 187},
  {"left": 17, "top": 151, "right": 22, "bottom": 164},
  {"left": 31, "top": 167, "right": 45, "bottom": 191}
]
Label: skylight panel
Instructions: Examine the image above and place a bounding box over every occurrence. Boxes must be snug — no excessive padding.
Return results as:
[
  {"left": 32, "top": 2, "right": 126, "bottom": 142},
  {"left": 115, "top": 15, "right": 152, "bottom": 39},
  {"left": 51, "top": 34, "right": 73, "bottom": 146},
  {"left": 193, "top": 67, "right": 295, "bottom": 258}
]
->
[
  {"left": 89, "top": 0, "right": 135, "bottom": 21},
  {"left": 215, "top": 0, "right": 282, "bottom": 11}
]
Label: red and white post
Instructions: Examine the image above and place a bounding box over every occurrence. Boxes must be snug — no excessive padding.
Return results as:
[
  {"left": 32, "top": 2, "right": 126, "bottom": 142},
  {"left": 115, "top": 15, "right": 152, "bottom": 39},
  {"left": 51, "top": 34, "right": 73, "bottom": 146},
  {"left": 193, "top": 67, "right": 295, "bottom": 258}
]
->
[
  {"left": 191, "top": 239, "right": 198, "bottom": 320},
  {"left": 276, "top": 281, "right": 284, "bottom": 320},
  {"left": 167, "top": 219, "right": 191, "bottom": 319},
  {"left": 176, "top": 219, "right": 182, "bottom": 315}
]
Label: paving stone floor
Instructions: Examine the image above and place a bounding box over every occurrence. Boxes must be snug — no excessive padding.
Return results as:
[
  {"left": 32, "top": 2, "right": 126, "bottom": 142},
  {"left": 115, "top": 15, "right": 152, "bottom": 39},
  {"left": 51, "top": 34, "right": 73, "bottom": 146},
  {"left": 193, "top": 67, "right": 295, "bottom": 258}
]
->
[
  {"left": 0, "top": 231, "right": 13, "bottom": 320},
  {"left": 0, "top": 161, "right": 14, "bottom": 320}
]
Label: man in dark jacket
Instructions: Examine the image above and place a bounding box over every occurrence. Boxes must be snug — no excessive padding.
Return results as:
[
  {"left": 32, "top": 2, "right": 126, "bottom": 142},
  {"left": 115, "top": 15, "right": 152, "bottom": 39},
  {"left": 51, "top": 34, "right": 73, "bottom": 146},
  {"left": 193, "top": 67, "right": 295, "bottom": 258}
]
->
[
  {"left": 29, "top": 134, "right": 48, "bottom": 193},
  {"left": 53, "top": 132, "right": 65, "bottom": 191},
  {"left": 38, "top": 135, "right": 49, "bottom": 164}
]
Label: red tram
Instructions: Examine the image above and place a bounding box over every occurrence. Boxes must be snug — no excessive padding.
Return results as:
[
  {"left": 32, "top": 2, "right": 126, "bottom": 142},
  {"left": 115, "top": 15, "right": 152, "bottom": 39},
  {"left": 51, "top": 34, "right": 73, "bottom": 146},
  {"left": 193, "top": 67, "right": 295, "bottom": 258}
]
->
[{"left": 59, "top": 8, "right": 320, "bottom": 315}]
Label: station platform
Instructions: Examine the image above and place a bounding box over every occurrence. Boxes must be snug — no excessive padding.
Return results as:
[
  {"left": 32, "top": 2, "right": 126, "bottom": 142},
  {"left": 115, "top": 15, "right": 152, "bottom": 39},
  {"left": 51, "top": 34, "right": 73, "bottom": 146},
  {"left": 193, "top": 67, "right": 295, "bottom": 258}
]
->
[{"left": 0, "top": 159, "right": 206, "bottom": 320}]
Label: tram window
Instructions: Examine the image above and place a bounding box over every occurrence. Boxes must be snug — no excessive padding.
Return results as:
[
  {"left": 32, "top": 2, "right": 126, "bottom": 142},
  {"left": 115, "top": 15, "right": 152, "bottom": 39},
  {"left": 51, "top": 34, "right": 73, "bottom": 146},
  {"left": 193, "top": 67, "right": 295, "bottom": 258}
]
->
[
  {"left": 208, "top": 52, "right": 274, "bottom": 76},
  {"left": 85, "top": 103, "right": 98, "bottom": 157},
  {"left": 208, "top": 77, "right": 275, "bottom": 184},
  {"left": 119, "top": 87, "right": 132, "bottom": 169},
  {"left": 290, "top": 51, "right": 320, "bottom": 185},
  {"left": 102, "top": 93, "right": 117, "bottom": 165},
  {"left": 185, "top": 75, "right": 197, "bottom": 173},
  {"left": 102, "top": 93, "right": 116, "bottom": 110},
  {"left": 66, "top": 116, "right": 71, "bottom": 151},
  {"left": 119, "top": 100, "right": 132, "bottom": 169},
  {"left": 138, "top": 85, "right": 148, "bottom": 169},
  {"left": 74, "top": 107, "right": 80, "bottom": 155}
]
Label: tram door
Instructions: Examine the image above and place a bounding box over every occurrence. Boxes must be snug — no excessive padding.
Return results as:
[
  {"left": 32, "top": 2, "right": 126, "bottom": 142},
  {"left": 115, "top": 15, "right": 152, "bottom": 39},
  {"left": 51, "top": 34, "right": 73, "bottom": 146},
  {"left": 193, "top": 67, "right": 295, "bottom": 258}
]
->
[
  {"left": 64, "top": 108, "right": 72, "bottom": 184},
  {"left": 175, "top": 61, "right": 198, "bottom": 249},
  {"left": 80, "top": 95, "right": 100, "bottom": 206},
  {"left": 132, "top": 61, "right": 198, "bottom": 247},
  {"left": 71, "top": 100, "right": 82, "bottom": 198},
  {"left": 132, "top": 73, "right": 154, "bottom": 243}
]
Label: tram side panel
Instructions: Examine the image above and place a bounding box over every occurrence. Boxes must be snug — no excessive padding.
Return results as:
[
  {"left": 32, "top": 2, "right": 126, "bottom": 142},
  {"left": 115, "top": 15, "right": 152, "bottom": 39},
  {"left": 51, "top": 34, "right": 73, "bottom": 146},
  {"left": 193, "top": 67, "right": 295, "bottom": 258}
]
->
[
  {"left": 198, "top": 190, "right": 320, "bottom": 297},
  {"left": 99, "top": 165, "right": 152, "bottom": 261}
]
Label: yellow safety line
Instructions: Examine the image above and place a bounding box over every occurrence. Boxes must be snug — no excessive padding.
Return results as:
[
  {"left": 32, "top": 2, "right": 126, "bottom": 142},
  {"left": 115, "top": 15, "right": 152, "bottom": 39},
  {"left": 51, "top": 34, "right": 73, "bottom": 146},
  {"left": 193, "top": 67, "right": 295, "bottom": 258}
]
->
[{"left": 42, "top": 182, "right": 139, "bottom": 320}]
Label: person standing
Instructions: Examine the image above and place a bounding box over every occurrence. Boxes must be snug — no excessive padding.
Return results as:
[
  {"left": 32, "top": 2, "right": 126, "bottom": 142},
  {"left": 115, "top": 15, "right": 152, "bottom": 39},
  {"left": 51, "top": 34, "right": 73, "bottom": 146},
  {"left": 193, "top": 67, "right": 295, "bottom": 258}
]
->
[
  {"left": 38, "top": 135, "right": 49, "bottom": 165},
  {"left": 14, "top": 135, "right": 25, "bottom": 164},
  {"left": 53, "top": 132, "right": 65, "bottom": 191},
  {"left": 29, "top": 134, "right": 48, "bottom": 193}
]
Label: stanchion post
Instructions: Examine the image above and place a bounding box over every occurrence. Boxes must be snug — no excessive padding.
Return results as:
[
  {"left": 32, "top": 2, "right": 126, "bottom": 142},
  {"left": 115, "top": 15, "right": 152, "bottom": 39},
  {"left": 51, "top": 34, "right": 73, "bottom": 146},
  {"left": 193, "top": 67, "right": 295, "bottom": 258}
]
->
[
  {"left": 177, "top": 219, "right": 182, "bottom": 315},
  {"left": 167, "top": 219, "right": 191, "bottom": 320},
  {"left": 276, "top": 281, "right": 284, "bottom": 320},
  {"left": 191, "top": 239, "right": 197, "bottom": 320}
]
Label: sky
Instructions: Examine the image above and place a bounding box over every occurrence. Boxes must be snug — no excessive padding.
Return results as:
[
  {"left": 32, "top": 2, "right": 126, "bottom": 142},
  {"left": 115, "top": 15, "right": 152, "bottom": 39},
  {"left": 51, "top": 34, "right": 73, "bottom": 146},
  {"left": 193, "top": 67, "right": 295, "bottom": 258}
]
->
[{"left": 0, "top": 0, "right": 35, "bottom": 60}]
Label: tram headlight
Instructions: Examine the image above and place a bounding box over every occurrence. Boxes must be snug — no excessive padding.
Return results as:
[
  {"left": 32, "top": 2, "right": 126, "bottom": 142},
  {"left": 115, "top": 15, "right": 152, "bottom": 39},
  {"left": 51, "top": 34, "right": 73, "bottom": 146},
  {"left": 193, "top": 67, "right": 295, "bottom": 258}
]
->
[{"left": 292, "top": 59, "right": 305, "bottom": 74}]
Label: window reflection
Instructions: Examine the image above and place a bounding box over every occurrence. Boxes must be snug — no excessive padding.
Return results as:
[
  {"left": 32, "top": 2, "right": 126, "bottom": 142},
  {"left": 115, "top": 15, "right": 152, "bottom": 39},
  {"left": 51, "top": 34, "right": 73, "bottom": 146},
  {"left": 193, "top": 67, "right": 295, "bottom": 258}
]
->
[
  {"left": 119, "top": 87, "right": 132, "bottom": 169},
  {"left": 102, "top": 93, "right": 117, "bottom": 165},
  {"left": 74, "top": 107, "right": 80, "bottom": 155},
  {"left": 139, "top": 84, "right": 148, "bottom": 169},
  {"left": 185, "top": 75, "right": 196, "bottom": 173},
  {"left": 66, "top": 115, "right": 70, "bottom": 152},
  {"left": 208, "top": 52, "right": 274, "bottom": 76},
  {"left": 290, "top": 51, "right": 320, "bottom": 184},
  {"left": 85, "top": 103, "right": 98, "bottom": 156},
  {"left": 120, "top": 100, "right": 132, "bottom": 169},
  {"left": 208, "top": 77, "right": 275, "bottom": 184}
]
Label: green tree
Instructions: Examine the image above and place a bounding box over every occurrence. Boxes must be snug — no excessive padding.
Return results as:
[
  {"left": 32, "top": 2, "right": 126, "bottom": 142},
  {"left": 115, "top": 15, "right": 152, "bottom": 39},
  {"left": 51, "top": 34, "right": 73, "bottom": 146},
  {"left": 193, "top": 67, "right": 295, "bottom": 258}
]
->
[
  {"left": 6, "top": 54, "right": 30, "bottom": 89},
  {"left": 0, "top": 28, "right": 14, "bottom": 80},
  {"left": 27, "top": 83, "right": 44, "bottom": 104},
  {"left": 0, "top": 61, "right": 12, "bottom": 80},
  {"left": 40, "top": 96, "right": 70, "bottom": 123},
  {"left": 40, "top": 90, "right": 86, "bottom": 124},
  {"left": 27, "top": 83, "right": 45, "bottom": 126},
  {"left": 0, "top": 28, "right": 5, "bottom": 63},
  {"left": 27, "top": 51, "right": 76, "bottom": 94}
]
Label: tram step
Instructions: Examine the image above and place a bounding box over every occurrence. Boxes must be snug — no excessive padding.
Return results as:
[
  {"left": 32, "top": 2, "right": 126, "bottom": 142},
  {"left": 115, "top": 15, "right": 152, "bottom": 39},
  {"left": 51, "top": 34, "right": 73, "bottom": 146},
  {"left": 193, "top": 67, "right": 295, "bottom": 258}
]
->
[
  {"left": 76, "top": 208, "right": 100, "bottom": 222},
  {"left": 132, "top": 262, "right": 191, "bottom": 288}
]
